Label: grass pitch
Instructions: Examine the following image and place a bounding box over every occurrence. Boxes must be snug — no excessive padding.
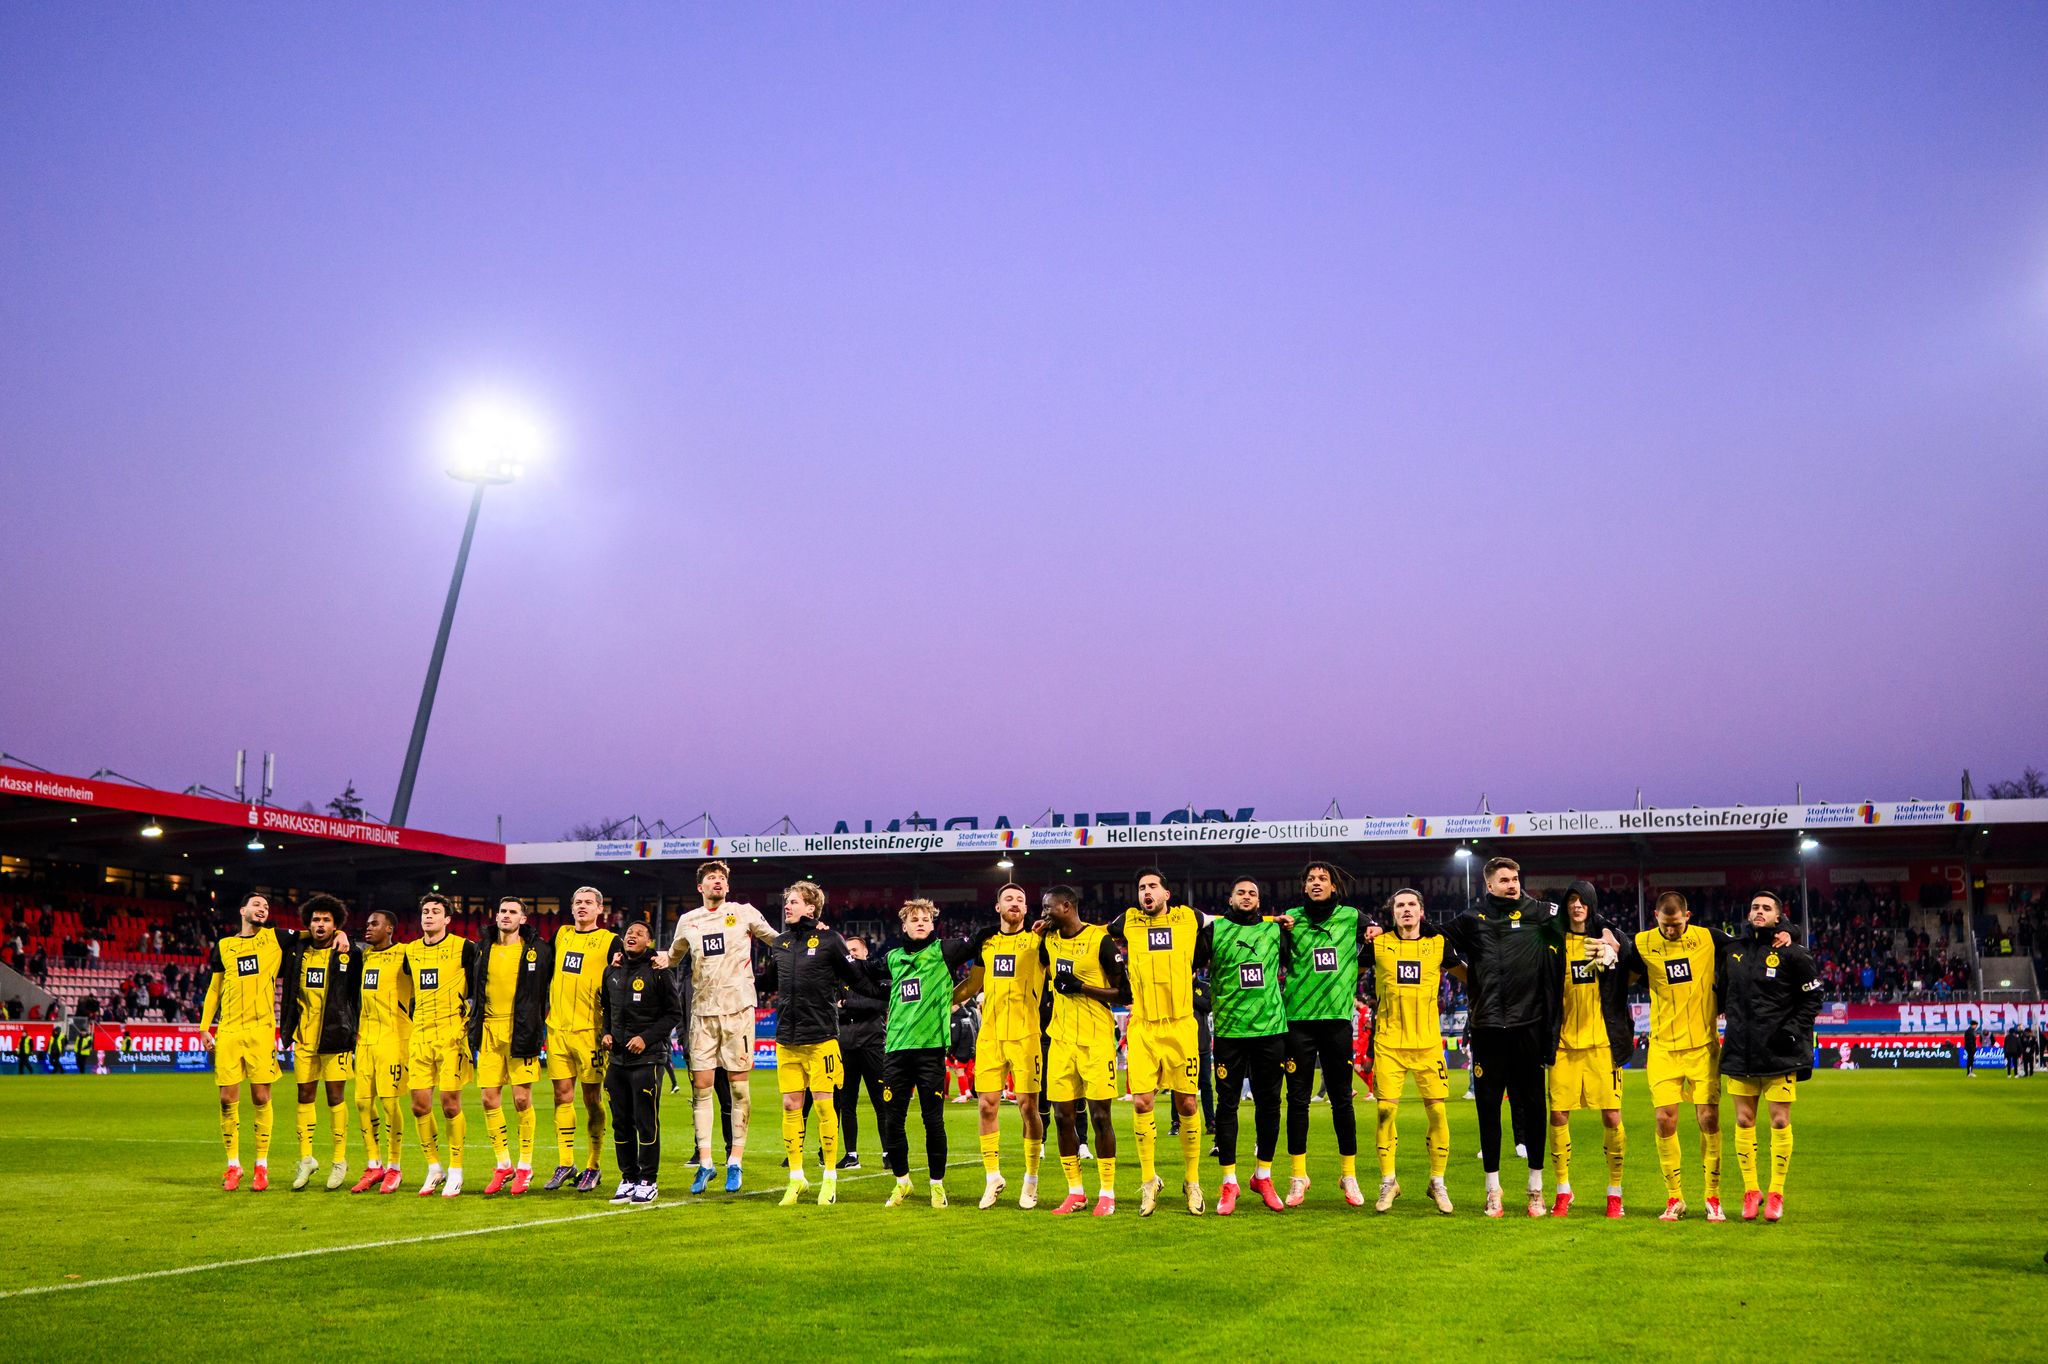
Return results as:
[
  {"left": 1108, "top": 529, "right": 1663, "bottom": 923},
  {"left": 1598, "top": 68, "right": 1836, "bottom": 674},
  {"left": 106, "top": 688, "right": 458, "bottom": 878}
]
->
[{"left": 1, "top": 1068, "right": 2042, "bottom": 1360}]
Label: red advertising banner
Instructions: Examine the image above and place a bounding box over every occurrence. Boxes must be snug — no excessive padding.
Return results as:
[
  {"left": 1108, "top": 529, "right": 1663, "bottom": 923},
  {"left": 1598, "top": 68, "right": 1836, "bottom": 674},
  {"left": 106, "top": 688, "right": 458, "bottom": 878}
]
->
[
  {"left": 92, "top": 1022, "right": 217, "bottom": 1071},
  {"left": 0, "top": 764, "right": 504, "bottom": 863},
  {"left": 0, "top": 1021, "right": 57, "bottom": 1054},
  {"left": 1816, "top": 999, "right": 2047, "bottom": 1035}
]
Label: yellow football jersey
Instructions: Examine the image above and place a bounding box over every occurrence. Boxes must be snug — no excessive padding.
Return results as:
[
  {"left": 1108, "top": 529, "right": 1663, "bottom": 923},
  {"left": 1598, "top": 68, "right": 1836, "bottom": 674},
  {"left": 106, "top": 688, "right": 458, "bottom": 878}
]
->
[
  {"left": 1634, "top": 926, "right": 1718, "bottom": 1051},
  {"left": 404, "top": 934, "right": 471, "bottom": 1042},
  {"left": 1119, "top": 904, "right": 1199, "bottom": 1024},
  {"left": 978, "top": 928, "right": 1046, "bottom": 1044},
  {"left": 485, "top": 941, "right": 521, "bottom": 1026},
  {"left": 206, "top": 929, "right": 283, "bottom": 1032},
  {"left": 356, "top": 944, "right": 413, "bottom": 1047},
  {"left": 1559, "top": 932, "right": 1608, "bottom": 1051},
  {"left": 291, "top": 945, "right": 336, "bottom": 1051},
  {"left": 1043, "top": 924, "right": 1117, "bottom": 1051},
  {"left": 549, "top": 926, "right": 617, "bottom": 1033},
  {"left": 1370, "top": 932, "right": 1447, "bottom": 1050}
]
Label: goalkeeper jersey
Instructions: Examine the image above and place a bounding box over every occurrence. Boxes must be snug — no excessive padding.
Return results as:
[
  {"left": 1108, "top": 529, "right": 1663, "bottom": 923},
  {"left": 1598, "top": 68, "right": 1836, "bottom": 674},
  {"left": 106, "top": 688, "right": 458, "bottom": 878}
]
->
[{"left": 670, "top": 903, "right": 777, "bottom": 1015}]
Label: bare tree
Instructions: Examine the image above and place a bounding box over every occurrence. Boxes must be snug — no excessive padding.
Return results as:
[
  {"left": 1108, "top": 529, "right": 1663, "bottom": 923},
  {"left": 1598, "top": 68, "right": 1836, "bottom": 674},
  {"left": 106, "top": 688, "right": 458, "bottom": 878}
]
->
[
  {"left": 1987, "top": 767, "right": 2047, "bottom": 799},
  {"left": 565, "top": 817, "right": 630, "bottom": 840},
  {"left": 327, "top": 782, "right": 366, "bottom": 821}
]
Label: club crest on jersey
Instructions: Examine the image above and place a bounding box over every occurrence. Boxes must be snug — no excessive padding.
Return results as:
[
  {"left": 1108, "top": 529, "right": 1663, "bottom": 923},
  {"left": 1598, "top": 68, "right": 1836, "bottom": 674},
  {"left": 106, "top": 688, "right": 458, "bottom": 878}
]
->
[
  {"left": 338, "top": 953, "right": 349, "bottom": 967},
  {"left": 724, "top": 914, "right": 736, "bottom": 927},
  {"left": 526, "top": 949, "right": 538, "bottom": 963},
  {"left": 806, "top": 936, "right": 819, "bottom": 949},
  {"left": 1664, "top": 958, "right": 1692, "bottom": 984},
  {"left": 1766, "top": 953, "right": 1780, "bottom": 968},
  {"left": 236, "top": 955, "right": 260, "bottom": 976},
  {"left": 1147, "top": 927, "right": 1173, "bottom": 951},
  {"left": 993, "top": 954, "right": 1017, "bottom": 978},
  {"left": 1396, "top": 960, "right": 1422, "bottom": 985},
  {"left": 632, "top": 978, "right": 645, "bottom": 991}
]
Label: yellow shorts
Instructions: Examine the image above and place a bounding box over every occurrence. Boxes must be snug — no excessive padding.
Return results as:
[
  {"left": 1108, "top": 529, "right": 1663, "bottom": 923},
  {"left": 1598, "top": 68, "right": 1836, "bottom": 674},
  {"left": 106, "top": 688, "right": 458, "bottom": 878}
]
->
[
  {"left": 478, "top": 1033, "right": 541, "bottom": 1089},
  {"left": 1725, "top": 1073, "right": 1798, "bottom": 1104},
  {"left": 1548, "top": 1045, "right": 1621, "bottom": 1112},
  {"left": 353, "top": 1039, "right": 409, "bottom": 1099},
  {"left": 1045, "top": 1039, "right": 1120, "bottom": 1103},
  {"left": 1647, "top": 1043, "right": 1720, "bottom": 1107},
  {"left": 407, "top": 1036, "right": 473, "bottom": 1093},
  {"left": 545, "top": 1027, "right": 606, "bottom": 1085},
  {"left": 688, "top": 1009, "right": 756, "bottom": 1073},
  {"left": 213, "top": 1028, "right": 279, "bottom": 1086},
  {"left": 1124, "top": 1016, "right": 1200, "bottom": 1094},
  {"left": 776, "top": 1040, "right": 841, "bottom": 1093},
  {"left": 292, "top": 1049, "right": 353, "bottom": 1085},
  {"left": 974, "top": 1034, "right": 1043, "bottom": 1095},
  {"left": 1375, "top": 1043, "right": 1450, "bottom": 1103}
]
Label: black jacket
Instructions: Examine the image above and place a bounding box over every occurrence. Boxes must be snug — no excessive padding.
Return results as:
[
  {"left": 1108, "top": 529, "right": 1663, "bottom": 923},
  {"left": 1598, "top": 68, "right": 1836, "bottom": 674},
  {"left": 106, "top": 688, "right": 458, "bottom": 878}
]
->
[
  {"left": 466, "top": 925, "right": 555, "bottom": 1058},
  {"left": 600, "top": 948, "right": 682, "bottom": 1067},
  {"left": 1719, "top": 927, "right": 1822, "bottom": 1080},
  {"left": 758, "top": 922, "right": 865, "bottom": 1047},
  {"left": 277, "top": 935, "right": 361, "bottom": 1056},
  {"left": 840, "top": 975, "right": 885, "bottom": 1052},
  {"left": 1543, "top": 881, "right": 1635, "bottom": 1068},
  {"left": 1442, "top": 894, "right": 1565, "bottom": 1030}
]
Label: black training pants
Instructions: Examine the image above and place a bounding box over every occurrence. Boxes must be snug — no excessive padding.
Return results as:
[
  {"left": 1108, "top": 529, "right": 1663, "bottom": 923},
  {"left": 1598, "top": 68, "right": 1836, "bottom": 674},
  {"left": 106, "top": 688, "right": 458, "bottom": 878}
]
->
[
  {"left": 880, "top": 1047, "right": 948, "bottom": 1180},
  {"left": 605, "top": 1063, "right": 663, "bottom": 1184},
  {"left": 1470, "top": 1024, "right": 1547, "bottom": 1175},
  {"left": 1214, "top": 1033, "right": 1286, "bottom": 1166},
  {"left": 835, "top": 1036, "right": 886, "bottom": 1156},
  {"left": 1286, "top": 1019, "right": 1358, "bottom": 1157}
]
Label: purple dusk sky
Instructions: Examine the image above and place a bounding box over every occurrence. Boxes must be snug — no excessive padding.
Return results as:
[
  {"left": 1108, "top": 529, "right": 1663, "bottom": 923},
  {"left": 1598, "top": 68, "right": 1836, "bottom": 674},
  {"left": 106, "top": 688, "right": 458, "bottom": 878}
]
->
[{"left": 3, "top": 5, "right": 2045, "bottom": 842}]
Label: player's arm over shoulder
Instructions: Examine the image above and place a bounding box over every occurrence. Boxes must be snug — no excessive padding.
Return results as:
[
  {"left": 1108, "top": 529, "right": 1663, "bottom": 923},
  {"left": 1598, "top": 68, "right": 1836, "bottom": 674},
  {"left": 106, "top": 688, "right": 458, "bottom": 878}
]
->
[{"left": 745, "top": 904, "right": 779, "bottom": 942}]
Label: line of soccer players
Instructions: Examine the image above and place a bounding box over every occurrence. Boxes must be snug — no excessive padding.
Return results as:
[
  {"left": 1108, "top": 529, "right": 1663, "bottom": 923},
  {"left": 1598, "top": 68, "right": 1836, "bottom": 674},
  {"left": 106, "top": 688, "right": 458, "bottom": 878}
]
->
[{"left": 202, "top": 855, "right": 1821, "bottom": 1221}]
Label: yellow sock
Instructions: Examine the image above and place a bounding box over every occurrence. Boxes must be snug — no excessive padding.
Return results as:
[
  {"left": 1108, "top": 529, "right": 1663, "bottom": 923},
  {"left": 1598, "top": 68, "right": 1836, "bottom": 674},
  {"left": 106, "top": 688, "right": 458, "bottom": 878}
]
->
[
  {"left": 555, "top": 1102, "right": 577, "bottom": 1168},
  {"left": 1023, "top": 1139, "right": 1041, "bottom": 1179},
  {"left": 1700, "top": 1126, "right": 1722, "bottom": 1200},
  {"left": 252, "top": 1099, "right": 273, "bottom": 1165},
  {"left": 382, "top": 1097, "right": 405, "bottom": 1167},
  {"left": 1375, "top": 1101, "right": 1399, "bottom": 1179},
  {"left": 585, "top": 1104, "right": 605, "bottom": 1170},
  {"left": 1096, "top": 1155, "right": 1116, "bottom": 1197},
  {"left": 782, "top": 1105, "right": 806, "bottom": 1177},
  {"left": 1603, "top": 1122, "right": 1625, "bottom": 1189},
  {"left": 1340, "top": 1152, "right": 1357, "bottom": 1181},
  {"left": 417, "top": 1109, "right": 441, "bottom": 1166},
  {"left": 486, "top": 1106, "right": 510, "bottom": 1167},
  {"left": 1769, "top": 1125, "right": 1793, "bottom": 1195},
  {"left": 1291, "top": 1152, "right": 1308, "bottom": 1180},
  {"left": 1550, "top": 1123, "right": 1571, "bottom": 1191},
  {"left": 1655, "top": 1130, "right": 1682, "bottom": 1198},
  {"left": 329, "top": 1103, "right": 348, "bottom": 1163},
  {"left": 1179, "top": 1110, "right": 1202, "bottom": 1183},
  {"left": 1735, "top": 1125, "right": 1759, "bottom": 1193},
  {"left": 1426, "top": 1102, "right": 1450, "bottom": 1179},
  {"left": 1134, "top": 1109, "right": 1157, "bottom": 1184},
  {"left": 1060, "top": 1153, "right": 1083, "bottom": 1193},
  {"left": 979, "top": 1130, "right": 1001, "bottom": 1175},
  {"left": 297, "top": 1101, "right": 316, "bottom": 1160},
  {"left": 517, "top": 1105, "right": 537, "bottom": 1167},
  {"left": 446, "top": 1110, "right": 466, "bottom": 1172},
  {"left": 819, "top": 1098, "right": 840, "bottom": 1168},
  {"left": 1221, "top": 1162, "right": 1238, "bottom": 1183},
  {"left": 357, "top": 1095, "right": 380, "bottom": 1166},
  {"left": 220, "top": 1099, "right": 241, "bottom": 1165}
]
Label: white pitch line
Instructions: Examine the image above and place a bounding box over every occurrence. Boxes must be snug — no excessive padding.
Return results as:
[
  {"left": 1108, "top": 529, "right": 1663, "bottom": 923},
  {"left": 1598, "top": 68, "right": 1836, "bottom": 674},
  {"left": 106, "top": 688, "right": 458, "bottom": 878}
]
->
[{"left": 0, "top": 1163, "right": 956, "bottom": 1301}]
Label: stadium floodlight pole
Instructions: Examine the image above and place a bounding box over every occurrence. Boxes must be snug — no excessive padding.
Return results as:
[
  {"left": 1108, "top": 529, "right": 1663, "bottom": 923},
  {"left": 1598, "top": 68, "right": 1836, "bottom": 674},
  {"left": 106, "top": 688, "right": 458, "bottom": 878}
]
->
[
  {"left": 1454, "top": 845, "right": 1473, "bottom": 903},
  {"left": 389, "top": 394, "right": 544, "bottom": 828},
  {"left": 1797, "top": 836, "right": 1821, "bottom": 945}
]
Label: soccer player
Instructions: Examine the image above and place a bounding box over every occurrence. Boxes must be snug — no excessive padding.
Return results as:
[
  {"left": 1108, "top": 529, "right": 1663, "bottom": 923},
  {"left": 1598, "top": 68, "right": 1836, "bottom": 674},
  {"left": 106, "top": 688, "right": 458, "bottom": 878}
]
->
[
  {"left": 1369, "top": 888, "right": 1462, "bottom": 1215},
  {"left": 1107, "top": 869, "right": 1211, "bottom": 1217},
  {"left": 1442, "top": 857, "right": 1613, "bottom": 1217},
  {"left": 278, "top": 894, "right": 360, "bottom": 1191},
  {"left": 599, "top": 918, "right": 681, "bottom": 1203},
  {"left": 759, "top": 880, "right": 866, "bottom": 1206},
  {"left": 200, "top": 892, "right": 340, "bottom": 1191},
  {"left": 466, "top": 896, "right": 553, "bottom": 1195},
  {"left": 545, "top": 886, "right": 617, "bottom": 1193},
  {"left": 349, "top": 908, "right": 413, "bottom": 1194},
  {"left": 1720, "top": 889, "right": 1822, "bottom": 1223},
  {"left": 1545, "top": 880, "right": 1631, "bottom": 1219},
  {"left": 1281, "top": 861, "right": 1379, "bottom": 1208},
  {"left": 405, "top": 892, "right": 479, "bottom": 1197},
  {"left": 1040, "top": 884, "right": 1126, "bottom": 1216},
  {"left": 861, "top": 899, "right": 996, "bottom": 1208},
  {"left": 1208, "top": 876, "right": 1290, "bottom": 1214},
  {"left": 953, "top": 883, "right": 1048, "bottom": 1209},
  {"left": 834, "top": 934, "right": 886, "bottom": 1170},
  {"left": 665, "top": 860, "right": 779, "bottom": 1194},
  {"left": 1618, "top": 889, "right": 1787, "bottom": 1222}
]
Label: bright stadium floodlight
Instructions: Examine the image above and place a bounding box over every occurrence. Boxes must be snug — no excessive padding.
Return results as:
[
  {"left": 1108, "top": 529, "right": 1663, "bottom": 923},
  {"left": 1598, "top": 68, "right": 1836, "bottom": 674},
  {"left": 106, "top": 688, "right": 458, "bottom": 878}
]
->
[
  {"left": 390, "top": 392, "right": 546, "bottom": 827},
  {"left": 140, "top": 819, "right": 163, "bottom": 839},
  {"left": 997, "top": 857, "right": 1015, "bottom": 871},
  {"left": 246, "top": 835, "right": 265, "bottom": 852},
  {"left": 1799, "top": 837, "right": 1820, "bottom": 854},
  {"left": 1795, "top": 834, "right": 1821, "bottom": 943}
]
